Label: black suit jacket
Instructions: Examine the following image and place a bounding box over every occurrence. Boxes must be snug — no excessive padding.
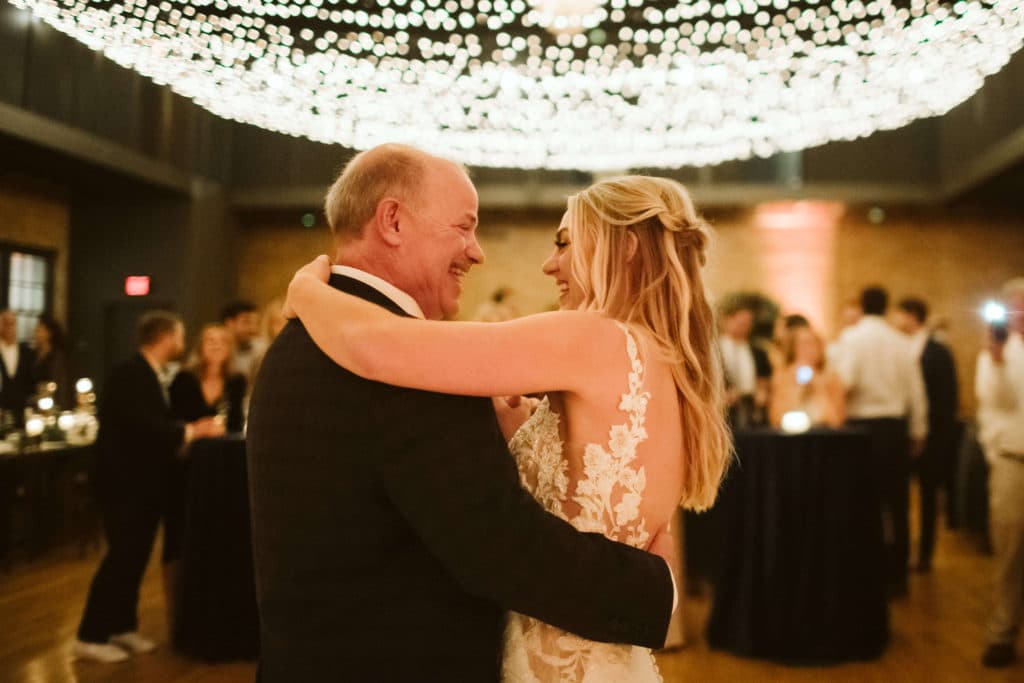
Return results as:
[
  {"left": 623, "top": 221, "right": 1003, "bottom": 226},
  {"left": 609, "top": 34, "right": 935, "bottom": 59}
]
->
[
  {"left": 0, "top": 342, "right": 35, "bottom": 417},
  {"left": 96, "top": 353, "right": 185, "bottom": 498},
  {"left": 920, "top": 337, "right": 959, "bottom": 448},
  {"left": 246, "top": 275, "right": 673, "bottom": 683}
]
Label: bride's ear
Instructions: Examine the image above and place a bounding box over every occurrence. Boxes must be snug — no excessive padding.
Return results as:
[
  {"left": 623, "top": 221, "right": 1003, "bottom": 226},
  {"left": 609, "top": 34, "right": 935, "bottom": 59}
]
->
[
  {"left": 373, "top": 198, "right": 403, "bottom": 247},
  {"left": 624, "top": 230, "right": 640, "bottom": 263}
]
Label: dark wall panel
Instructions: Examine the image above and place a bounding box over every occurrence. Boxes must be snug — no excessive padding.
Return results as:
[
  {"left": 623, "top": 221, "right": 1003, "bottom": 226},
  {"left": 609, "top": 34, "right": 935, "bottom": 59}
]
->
[
  {"left": 22, "top": 21, "right": 79, "bottom": 121},
  {"left": 803, "top": 119, "right": 938, "bottom": 184},
  {"left": 0, "top": 2, "right": 29, "bottom": 106},
  {"left": 940, "top": 49, "right": 1024, "bottom": 178}
]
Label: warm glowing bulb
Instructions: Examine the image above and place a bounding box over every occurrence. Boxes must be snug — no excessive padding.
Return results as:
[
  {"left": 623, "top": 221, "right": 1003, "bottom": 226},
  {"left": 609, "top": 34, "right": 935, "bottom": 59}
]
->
[
  {"left": 76, "top": 378, "right": 94, "bottom": 394},
  {"left": 58, "top": 412, "right": 76, "bottom": 431},
  {"left": 780, "top": 411, "right": 812, "bottom": 434},
  {"left": 26, "top": 417, "right": 45, "bottom": 437},
  {"left": 37, "top": 397, "right": 55, "bottom": 412}
]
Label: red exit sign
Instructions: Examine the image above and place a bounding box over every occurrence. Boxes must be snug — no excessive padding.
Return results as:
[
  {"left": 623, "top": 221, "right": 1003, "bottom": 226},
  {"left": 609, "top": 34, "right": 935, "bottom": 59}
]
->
[{"left": 124, "top": 276, "right": 151, "bottom": 296}]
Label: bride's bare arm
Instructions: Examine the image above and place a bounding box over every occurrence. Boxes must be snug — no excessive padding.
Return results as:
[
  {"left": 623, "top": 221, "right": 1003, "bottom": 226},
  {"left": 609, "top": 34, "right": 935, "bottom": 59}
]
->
[{"left": 286, "top": 262, "right": 615, "bottom": 397}]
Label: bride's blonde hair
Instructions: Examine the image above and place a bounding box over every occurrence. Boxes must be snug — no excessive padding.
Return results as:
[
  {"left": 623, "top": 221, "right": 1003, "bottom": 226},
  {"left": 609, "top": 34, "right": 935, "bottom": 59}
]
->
[{"left": 567, "top": 176, "right": 732, "bottom": 511}]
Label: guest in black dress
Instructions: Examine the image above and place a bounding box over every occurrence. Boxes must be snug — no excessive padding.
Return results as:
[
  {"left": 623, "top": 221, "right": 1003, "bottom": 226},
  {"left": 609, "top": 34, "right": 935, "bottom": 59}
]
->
[
  {"left": 164, "top": 323, "right": 246, "bottom": 631},
  {"left": 32, "top": 314, "right": 73, "bottom": 409}
]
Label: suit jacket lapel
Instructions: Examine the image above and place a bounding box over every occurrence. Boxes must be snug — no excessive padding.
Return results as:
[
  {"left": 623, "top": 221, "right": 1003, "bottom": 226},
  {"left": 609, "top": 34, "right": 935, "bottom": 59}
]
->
[{"left": 329, "top": 274, "right": 414, "bottom": 319}]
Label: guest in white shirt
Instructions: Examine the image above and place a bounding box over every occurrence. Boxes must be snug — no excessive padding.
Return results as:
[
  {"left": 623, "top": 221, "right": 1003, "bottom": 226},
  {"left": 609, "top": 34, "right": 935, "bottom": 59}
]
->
[
  {"left": 0, "top": 310, "right": 34, "bottom": 423},
  {"left": 832, "top": 287, "right": 928, "bottom": 597},
  {"left": 719, "top": 303, "right": 771, "bottom": 428},
  {"left": 977, "top": 277, "right": 1024, "bottom": 668}
]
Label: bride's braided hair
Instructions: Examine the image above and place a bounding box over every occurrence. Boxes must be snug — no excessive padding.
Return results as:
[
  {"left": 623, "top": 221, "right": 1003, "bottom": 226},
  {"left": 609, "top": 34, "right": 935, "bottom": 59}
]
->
[{"left": 567, "top": 176, "right": 731, "bottom": 511}]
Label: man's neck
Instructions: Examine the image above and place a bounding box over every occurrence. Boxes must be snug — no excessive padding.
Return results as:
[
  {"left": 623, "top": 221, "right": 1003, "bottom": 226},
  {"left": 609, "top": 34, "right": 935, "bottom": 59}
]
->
[
  {"left": 140, "top": 348, "right": 166, "bottom": 374},
  {"left": 335, "top": 248, "right": 429, "bottom": 319}
]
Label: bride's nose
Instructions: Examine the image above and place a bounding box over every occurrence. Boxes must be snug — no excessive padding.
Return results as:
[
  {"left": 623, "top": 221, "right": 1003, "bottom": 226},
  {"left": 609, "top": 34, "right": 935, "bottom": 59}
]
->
[{"left": 541, "top": 248, "right": 559, "bottom": 276}]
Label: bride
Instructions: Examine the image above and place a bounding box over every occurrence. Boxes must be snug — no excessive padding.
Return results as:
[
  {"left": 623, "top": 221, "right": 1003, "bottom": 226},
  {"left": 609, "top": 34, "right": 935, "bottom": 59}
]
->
[{"left": 283, "top": 175, "right": 732, "bottom": 682}]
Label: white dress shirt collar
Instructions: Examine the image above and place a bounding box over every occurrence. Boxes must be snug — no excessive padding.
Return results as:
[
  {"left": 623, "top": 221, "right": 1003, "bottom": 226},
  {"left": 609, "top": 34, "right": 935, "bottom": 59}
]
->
[{"left": 331, "top": 265, "right": 425, "bottom": 320}]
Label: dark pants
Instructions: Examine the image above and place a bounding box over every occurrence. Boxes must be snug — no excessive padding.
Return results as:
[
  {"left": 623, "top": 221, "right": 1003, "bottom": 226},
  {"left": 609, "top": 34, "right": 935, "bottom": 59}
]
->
[
  {"left": 850, "top": 418, "right": 910, "bottom": 587},
  {"left": 77, "top": 485, "right": 163, "bottom": 643},
  {"left": 915, "top": 424, "right": 962, "bottom": 566}
]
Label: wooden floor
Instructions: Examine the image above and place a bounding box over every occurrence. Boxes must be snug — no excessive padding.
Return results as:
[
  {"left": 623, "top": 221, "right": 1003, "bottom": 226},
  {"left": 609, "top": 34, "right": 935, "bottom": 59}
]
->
[{"left": 1, "top": 511, "right": 1021, "bottom": 682}]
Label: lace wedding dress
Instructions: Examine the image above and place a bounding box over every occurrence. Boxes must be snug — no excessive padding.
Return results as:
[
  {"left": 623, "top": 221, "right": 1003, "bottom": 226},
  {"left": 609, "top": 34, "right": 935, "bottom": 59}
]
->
[{"left": 502, "top": 322, "right": 664, "bottom": 683}]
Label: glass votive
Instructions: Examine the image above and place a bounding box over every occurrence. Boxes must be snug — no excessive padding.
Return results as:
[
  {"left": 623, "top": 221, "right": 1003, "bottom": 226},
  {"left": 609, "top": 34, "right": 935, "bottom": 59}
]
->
[
  {"left": 58, "top": 411, "right": 75, "bottom": 431},
  {"left": 780, "top": 410, "right": 812, "bottom": 434},
  {"left": 25, "top": 416, "right": 45, "bottom": 438}
]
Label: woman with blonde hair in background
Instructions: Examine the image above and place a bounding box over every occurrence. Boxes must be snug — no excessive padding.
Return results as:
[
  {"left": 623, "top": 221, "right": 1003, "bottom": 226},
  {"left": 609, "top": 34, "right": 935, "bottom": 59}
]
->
[
  {"left": 769, "top": 323, "right": 846, "bottom": 429},
  {"left": 164, "top": 324, "right": 240, "bottom": 628},
  {"left": 283, "top": 175, "right": 732, "bottom": 682}
]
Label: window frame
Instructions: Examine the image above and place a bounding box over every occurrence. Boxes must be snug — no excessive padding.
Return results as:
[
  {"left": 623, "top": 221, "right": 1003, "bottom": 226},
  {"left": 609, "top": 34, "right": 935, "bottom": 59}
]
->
[{"left": 0, "top": 241, "right": 57, "bottom": 342}]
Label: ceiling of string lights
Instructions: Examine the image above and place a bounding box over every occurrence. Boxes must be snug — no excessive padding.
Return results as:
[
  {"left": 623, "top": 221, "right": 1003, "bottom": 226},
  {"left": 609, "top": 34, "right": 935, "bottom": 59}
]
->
[{"left": 10, "top": 0, "right": 1024, "bottom": 170}]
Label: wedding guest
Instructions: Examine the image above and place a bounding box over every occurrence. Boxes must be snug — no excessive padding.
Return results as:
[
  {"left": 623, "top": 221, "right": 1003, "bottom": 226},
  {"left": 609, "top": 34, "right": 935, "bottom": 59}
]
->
[
  {"left": 894, "top": 297, "right": 960, "bottom": 573},
  {"left": 768, "top": 313, "right": 810, "bottom": 371},
  {"left": 826, "top": 297, "right": 862, "bottom": 367},
  {"left": 719, "top": 302, "right": 772, "bottom": 427},
  {"left": 221, "top": 300, "right": 267, "bottom": 382},
  {"left": 769, "top": 324, "right": 845, "bottom": 429},
  {"left": 74, "top": 311, "right": 223, "bottom": 664},
  {"left": 32, "top": 314, "right": 73, "bottom": 409},
  {"left": 0, "top": 310, "right": 33, "bottom": 423},
  {"left": 832, "top": 286, "right": 928, "bottom": 597},
  {"left": 162, "top": 323, "right": 245, "bottom": 631},
  {"left": 261, "top": 297, "right": 287, "bottom": 341},
  {"left": 976, "top": 277, "right": 1024, "bottom": 668}
]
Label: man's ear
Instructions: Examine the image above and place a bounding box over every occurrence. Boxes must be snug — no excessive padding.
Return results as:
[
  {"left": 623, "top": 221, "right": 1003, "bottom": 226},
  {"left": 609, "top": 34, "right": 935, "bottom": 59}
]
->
[
  {"left": 372, "top": 198, "right": 403, "bottom": 247},
  {"left": 625, "top": 230, "right": 640, "bottom": 263}
]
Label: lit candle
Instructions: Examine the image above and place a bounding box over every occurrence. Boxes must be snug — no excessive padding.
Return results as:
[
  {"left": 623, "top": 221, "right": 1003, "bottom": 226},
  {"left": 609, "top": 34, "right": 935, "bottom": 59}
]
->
[
  {"left": 58, "top": 412, "right": 76, "bottom": 431},
  {"left": 37, "top": 397, "right": 55, "bottom": 412},
  {"left": 76, "top": 378, "right": 94, "bottom": 394},
  {"left": 25, "top": 417, "right": 45, "bottom": 437},
  {"left": 780, "top": 411, "right": 812, "bottom": 434}
]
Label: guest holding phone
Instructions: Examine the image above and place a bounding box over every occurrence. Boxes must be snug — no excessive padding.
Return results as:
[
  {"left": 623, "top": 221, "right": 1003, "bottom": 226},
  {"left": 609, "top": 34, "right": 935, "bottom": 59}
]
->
[{"left": 769, "top": 323, "right": 846, "bottom": 429}]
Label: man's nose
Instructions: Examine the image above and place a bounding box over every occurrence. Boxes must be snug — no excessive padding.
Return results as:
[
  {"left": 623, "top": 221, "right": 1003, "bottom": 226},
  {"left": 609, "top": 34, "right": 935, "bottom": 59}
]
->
[{"left": 466, "top": 234, "right": 485, "bottom": 265}]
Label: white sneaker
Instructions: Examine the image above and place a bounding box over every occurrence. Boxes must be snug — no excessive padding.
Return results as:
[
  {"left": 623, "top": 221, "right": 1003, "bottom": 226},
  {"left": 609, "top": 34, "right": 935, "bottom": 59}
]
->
[
  {"left": 72, "top": 640, "right": 131, "bottom": 663},
  {"left": 109, "top": 631, "right": 156, "bottom": 654}
]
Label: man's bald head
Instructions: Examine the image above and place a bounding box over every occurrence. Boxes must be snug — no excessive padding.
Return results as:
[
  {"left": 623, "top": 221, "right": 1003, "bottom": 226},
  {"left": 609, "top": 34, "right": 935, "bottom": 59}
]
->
[{"left": 324, "top": 144, "right": 464, "bottom": 244}]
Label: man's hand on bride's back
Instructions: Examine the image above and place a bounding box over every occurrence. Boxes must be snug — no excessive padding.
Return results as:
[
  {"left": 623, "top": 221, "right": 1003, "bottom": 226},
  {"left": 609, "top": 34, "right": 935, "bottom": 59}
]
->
[
  {"left": 283, "top": 255, "right": 333, "bottom": 319},
  {"left": 493, "top": 395, "right": 539, "bottom": 442}
]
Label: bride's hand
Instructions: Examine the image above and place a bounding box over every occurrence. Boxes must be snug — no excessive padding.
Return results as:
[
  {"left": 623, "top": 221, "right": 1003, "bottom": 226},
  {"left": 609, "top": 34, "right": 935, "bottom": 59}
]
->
[{"left": 283, "top": 255, "right": 333, "bottom": 319}]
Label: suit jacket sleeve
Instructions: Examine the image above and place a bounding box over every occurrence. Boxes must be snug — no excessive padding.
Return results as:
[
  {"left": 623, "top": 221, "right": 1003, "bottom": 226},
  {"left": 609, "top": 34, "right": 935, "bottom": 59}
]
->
[
  {"left": 105, "top": 360, "right": 186, "bottom": 455},
  {"left": 371, "top": 390, "right": 673, "bottom": 649},
  {"left": 922, "top": 342, "right": 959, "bottom": 427}
]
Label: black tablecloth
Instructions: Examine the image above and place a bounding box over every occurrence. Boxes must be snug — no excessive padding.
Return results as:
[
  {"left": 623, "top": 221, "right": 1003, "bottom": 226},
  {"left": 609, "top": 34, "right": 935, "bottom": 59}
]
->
[
  {"left": 707, "top": 428, "right": 889, "bottom": 662},
  {"left": 0, "top": 443, "right": 96, "bottom": 564},
  {"left": 175, "top": 435, "right": 260, "bottom": 661}
]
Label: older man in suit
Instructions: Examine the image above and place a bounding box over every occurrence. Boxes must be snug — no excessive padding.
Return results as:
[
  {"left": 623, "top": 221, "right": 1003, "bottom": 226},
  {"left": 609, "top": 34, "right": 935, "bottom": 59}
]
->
[{"left": 246, "top": 145, "right": 676, "bottom": 682}]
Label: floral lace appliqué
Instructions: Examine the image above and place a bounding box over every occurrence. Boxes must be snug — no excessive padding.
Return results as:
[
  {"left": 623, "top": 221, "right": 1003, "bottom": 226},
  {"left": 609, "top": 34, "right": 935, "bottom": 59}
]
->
[{"left": 503, "top": 322, "right": 662, "bottom": 683}]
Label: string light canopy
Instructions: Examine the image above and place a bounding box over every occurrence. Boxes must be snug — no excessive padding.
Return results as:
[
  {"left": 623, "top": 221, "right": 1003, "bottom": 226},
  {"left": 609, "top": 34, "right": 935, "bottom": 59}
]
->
[{"left": 11, "top": 0, "right": 1024, "bottom": 170}]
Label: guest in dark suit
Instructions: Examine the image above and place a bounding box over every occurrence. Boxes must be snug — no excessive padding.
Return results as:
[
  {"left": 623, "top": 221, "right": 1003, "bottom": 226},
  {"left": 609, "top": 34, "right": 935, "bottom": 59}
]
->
[
  {"left": 247, "top": 145, "right": 674, "bottom": 683},
  {"left": 0, "top": 310, "right": 35, "bottom": 423},
  {"left": 895, "top": 297, "right": 960, "bottom": 572},
  {"left": 32, "top": 314, "right": 73, "bottom": 409},
  {"left": 74, "top": 312, "right": 224, "bottom": 664}
]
